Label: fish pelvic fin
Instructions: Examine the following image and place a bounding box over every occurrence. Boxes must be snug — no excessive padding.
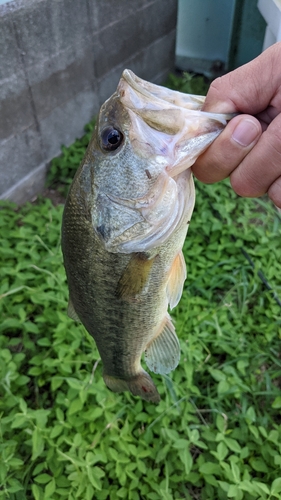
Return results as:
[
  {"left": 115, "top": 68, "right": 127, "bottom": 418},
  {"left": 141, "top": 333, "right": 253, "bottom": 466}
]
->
[
  {"left": 145, "top": 314, "right": 180, "bottom": 375},
  {"left": 67, "top": 298, "right": 81, "bottom": 322},
  {"left": 103, "top": 371, "right": 161, "bottom": 403},
  {"left": 166, "top": 250, "right": 187, "bottom": 310},
  {"left": 116, "top": 253, "right": 156, "bottom": 299}
]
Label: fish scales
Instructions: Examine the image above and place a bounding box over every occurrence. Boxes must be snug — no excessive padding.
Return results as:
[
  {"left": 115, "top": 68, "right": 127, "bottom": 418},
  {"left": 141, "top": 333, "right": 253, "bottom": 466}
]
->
[
  {"left": 62, "top": 176, "right": 188, "bottom": 401},
  {"left": 62, "top": 70, "right": 233, "bottom": 403}
]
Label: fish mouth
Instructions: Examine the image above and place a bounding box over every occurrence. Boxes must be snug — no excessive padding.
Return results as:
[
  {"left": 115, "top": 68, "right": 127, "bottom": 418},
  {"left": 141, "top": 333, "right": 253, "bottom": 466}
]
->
[
  {"left": 94, "top": 71, "right": 235, "bottom": 254},
  {"left": 120, "top": 69, "right": 235, "bottom": 121},
  {"left": 120, "top": 69, "right": 206, "bottom": 112},
  {"left": 117, "top": 70, "right": 234, "bottom": 178}
]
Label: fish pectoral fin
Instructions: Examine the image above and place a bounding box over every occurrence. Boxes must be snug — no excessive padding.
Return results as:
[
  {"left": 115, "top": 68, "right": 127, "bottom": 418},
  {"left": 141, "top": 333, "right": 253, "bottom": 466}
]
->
[
  {"left": 166, "top": 251, "right": 187, "bottom": 310},
  {"left": 116, "top": 253, "right": 156, "bottom": 299},
  {"left": 67, "top": 298, "right": 81, "bottom": 322},
  {"left": 145, "top": 314, "right": 180, "bottom": 375}
]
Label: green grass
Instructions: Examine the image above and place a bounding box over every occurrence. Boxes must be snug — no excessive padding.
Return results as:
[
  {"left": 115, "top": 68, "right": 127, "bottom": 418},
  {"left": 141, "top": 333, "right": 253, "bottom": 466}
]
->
[{"left": 1, "top": 74, "right": 281, "bottom": 500}]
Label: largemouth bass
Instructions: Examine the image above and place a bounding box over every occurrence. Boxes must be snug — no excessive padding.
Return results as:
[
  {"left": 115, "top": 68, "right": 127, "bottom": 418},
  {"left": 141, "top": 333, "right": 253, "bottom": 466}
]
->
[{"left": 61, "top": 70, "right": 232, "bottom": 403}]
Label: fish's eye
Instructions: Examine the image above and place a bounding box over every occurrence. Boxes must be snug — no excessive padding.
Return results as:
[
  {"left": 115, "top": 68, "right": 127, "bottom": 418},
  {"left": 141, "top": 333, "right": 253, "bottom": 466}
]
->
[{"left": 100, "top": 126, "right": 124, "bottom": 152}]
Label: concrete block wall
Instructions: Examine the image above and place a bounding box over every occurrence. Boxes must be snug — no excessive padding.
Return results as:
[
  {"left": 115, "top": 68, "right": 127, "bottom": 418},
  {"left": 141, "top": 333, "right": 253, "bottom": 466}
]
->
[{"left": 0, "top": 0, "right": 177, "bottom": 204}]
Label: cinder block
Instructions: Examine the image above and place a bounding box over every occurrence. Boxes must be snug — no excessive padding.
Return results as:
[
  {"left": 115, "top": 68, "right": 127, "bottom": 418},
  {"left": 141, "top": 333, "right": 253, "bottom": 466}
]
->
[
  {"left": 96, "top": 30, "right": 176, "bottom": 107},
  {"left": 93, "top": 0, "right": 177, "bottom": 79},
  {"left": 91, "top": 0, "right": 168, "bottom": 34},
  {"left": 1, "top": 162, "right": 48, "bottom": 205},
  {"left": 12, "top": 0, "right": 90, "bottom": 71},
  {"left": 0, "top": 8, "right": 22, "bottom": 81},
  {"left": 96, "top": 66, "right": 125, "bottom": 105},
  {"left": 30, "top": 49, "right": 96, "bottom": 120},
  {"left": 0, "top": 0, "right": 177, "bottom": 203},
  {"left": 93, "top": 0, "right": 142, "bottom": 31},
  {"left": 39, "top": 89, "right": 99, "bottom": 160},
  {"left": 0, "top": 126, "right": 44, "bottom": 196},
  {"left": 139, "top": 0, "right": 177, "bottom": 47},
  {"left": 93, "top": 13, "right": 143, "bottom": 79},
  {"left": 0, "top": 73, "right": 35, "bottom": 140},
  {"left": 130, "top": 30, "right": 177, "bottom": 83}
]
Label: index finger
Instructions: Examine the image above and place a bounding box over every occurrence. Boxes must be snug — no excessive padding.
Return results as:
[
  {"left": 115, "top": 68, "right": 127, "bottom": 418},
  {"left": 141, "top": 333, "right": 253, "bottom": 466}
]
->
[{"left": 202, "top": 43, "right": 281, "bottom": 115}]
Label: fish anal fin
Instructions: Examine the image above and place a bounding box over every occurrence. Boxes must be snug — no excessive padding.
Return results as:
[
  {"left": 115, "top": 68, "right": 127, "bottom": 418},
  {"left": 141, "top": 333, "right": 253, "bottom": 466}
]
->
[
  {"left": 116, "top": 253, "right": 155, "bottom": 299},
  {"left": 166, "top": 251, "right": 187, "bottom": 310},
  {"left": 103, "top": 371, "right": 160, "bottom": 403},
  {"left": 145, "top": 314, "right": 180, "bottom": 375},
  {"left": 67, "top": 298, "right": 81, "bottom": 322}
]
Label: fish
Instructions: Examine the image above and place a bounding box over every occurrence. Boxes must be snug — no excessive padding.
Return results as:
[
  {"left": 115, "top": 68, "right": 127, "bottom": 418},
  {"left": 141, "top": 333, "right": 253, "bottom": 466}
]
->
[{"left": 61, "top": 70, "right": 233, "bottom": 403}]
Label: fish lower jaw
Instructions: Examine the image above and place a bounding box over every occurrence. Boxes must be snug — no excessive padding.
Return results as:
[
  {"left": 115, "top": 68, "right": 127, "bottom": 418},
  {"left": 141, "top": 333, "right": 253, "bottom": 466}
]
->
[{"left": 103, "top": 371, "right": 161, "bottom": 403}]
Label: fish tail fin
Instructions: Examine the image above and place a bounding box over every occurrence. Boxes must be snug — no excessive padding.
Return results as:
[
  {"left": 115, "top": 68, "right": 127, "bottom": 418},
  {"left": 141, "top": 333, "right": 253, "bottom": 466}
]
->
[{"left": 103, "top": 371, "right": 161, "bottom": 403}]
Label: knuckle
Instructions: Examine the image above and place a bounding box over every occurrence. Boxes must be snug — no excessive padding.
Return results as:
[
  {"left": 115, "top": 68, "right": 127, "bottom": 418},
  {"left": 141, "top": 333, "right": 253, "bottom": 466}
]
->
[
  {"left": 208, "top": 77, "right": 223, "bottom": 95},
  {"left": 266, "top": 127, "right": 281, "bottom": 158},
  {"left": 230, "top": 171, "right": 260, "bottom": 198},
  {"left": 230, "top": 176, "right": 248, "bottom": 197}
]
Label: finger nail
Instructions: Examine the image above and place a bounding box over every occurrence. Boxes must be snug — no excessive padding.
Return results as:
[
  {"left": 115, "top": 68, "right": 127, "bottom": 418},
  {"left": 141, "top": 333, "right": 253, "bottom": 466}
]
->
[{"left": 232, "top": 119, "right": 260, "bottom": 147}]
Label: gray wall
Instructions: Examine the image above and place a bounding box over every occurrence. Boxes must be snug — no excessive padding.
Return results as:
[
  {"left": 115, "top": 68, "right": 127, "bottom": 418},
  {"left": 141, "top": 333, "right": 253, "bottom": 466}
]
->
[{"left": 0, "top": 0, "right": 177, "bottom": 204}]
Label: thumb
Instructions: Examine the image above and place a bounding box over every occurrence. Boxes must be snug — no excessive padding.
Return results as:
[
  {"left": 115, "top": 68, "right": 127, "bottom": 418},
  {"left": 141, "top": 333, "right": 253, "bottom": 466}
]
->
[{"left": 192, "top": 115, "right": 262, "bottom": 184}]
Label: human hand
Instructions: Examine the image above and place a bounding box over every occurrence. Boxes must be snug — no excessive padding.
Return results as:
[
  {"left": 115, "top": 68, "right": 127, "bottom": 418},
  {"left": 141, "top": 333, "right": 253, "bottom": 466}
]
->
[{"left": 192, "top": 42, "right": 281, "bottom": 208}]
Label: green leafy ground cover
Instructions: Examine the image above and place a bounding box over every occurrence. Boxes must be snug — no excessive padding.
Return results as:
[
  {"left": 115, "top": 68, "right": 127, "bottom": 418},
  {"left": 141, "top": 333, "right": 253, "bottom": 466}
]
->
[{"left": 1, "top": 74, "right": 281, "bottom": 500}]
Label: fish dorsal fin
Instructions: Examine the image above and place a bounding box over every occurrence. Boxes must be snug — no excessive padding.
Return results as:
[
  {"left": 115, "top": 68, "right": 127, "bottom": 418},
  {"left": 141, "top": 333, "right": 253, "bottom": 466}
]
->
[
  {"left": 116, "top": 253, "right": 155, "bottom": 299},
  {"left": 67, "top": 298, "right": 81, "bottom": 322},
  {"left": 145, "top": 314, "right": 180, "bottom": 374},
  {"left": 166, "top": 251, "right": 187, "bottom": 310}
]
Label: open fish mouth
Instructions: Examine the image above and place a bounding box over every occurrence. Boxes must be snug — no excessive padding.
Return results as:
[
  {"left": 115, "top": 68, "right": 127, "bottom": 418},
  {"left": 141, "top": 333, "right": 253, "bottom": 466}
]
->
[
  {"left": 119, "top": 69, "right": 234, "bottom": 122},
  {"left": 120, "top": 69, "right": 206, "bottom": 112},
  {"left": 93, "top": 70, "right": 235, "bottom": 254},
  {"left": 117, "top": 70, "right": 233, "bottom": 178}
]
